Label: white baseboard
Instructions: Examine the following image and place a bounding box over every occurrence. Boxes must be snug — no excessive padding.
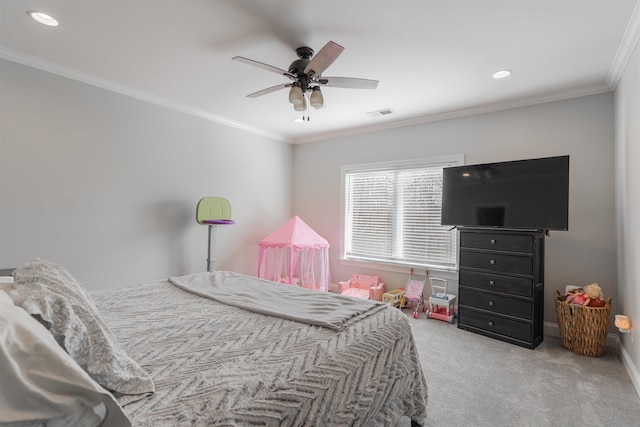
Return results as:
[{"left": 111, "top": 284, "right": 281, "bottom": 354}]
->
[{"left": 618, "top": 340, "right": 640, "bottom": 399}]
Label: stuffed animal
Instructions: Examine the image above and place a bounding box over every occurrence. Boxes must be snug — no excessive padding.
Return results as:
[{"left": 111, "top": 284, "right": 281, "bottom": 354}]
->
[
  {"left": 583, "top": 283, "right": 606, "bottom": 307},
  {"left": 570, "top": 291, "right": 589, "bottom": 306},
  {"left": 563, "top": 287, "right": 584, "bottom": 304},
  {"left": 564, "top": 283, "right": 606, "bottom": 307}
]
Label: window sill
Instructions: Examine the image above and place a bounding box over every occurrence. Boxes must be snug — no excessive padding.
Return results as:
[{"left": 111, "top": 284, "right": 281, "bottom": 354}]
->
[{"left": 338, "top": 257, "right": 458, "bottom": 279}]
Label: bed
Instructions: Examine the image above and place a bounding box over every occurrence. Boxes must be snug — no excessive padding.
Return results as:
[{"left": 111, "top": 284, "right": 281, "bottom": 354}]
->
[{"left": 1, "top": 259, "right": 428, "bottom": 426}]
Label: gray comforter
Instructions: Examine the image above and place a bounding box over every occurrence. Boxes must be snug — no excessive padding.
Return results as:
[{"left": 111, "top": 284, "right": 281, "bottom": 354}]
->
[{"left": 91, "top": 276, "right": 428, "bottom": 426}]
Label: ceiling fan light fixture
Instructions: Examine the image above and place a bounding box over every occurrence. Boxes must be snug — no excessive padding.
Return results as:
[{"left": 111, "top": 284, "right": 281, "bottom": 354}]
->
[
  {"left": 310, "top": 87, "right": 324, "bottom": 108},
  {"left": 288, "top": 84, "right": 303, "bottom": 105},
  {"left": 294, "top": 97, "right": 307, "bottom": 112}
]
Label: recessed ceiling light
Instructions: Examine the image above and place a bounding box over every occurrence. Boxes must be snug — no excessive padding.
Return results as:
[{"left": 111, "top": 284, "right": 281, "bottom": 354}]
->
[
  {"left": 492, "top": 70, "right": 512, "bottom": 79},
  {"left": 27, "top": 11, "right": 59, "bottom": 27}
]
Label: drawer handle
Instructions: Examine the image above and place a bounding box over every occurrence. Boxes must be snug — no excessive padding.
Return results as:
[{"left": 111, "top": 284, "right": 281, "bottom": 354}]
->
[
  {"left": 489, "top": 301, "right": 495, "bottom": 307},
  {"left": 489, "top": 321, "right": 494, "bottom": 327},
  {"left": 489, "top": 280, "right": 495, "bottom": 285},
  {"left": 490, "top": 239, "right": 496, "bottom": 244},
  {"left": 489, "top": 259, "right": 496, "bottom": 265}
]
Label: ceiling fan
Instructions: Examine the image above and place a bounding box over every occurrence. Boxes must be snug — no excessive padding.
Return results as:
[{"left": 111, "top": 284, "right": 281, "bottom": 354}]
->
[{"left": 232, "top": 41, "right": 378, "bottom": 112}]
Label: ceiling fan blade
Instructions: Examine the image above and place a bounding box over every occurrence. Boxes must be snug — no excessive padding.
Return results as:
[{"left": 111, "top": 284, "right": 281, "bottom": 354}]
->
[
  {"left": 232, "top": 56, "right": 295, "bottom": 79},
  {"left": 319, "top": 77, "right": 379, "bottom": 89},
  {"left": 303, "top": 41, "right": 344, "bottom": 76},
  {"left": 246, "top": 84, "right": 291, "bottom": 98}
]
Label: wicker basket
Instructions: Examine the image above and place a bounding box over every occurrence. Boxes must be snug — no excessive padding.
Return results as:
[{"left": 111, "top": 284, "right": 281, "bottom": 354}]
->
[{"left": 554, "top": 291, "right": 611, "bottom": 357}]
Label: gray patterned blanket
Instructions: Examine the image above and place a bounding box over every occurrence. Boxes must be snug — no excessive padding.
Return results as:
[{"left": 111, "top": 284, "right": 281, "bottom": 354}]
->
[{"left": 91, "top": 278, "right": 428, "bottom": 426}]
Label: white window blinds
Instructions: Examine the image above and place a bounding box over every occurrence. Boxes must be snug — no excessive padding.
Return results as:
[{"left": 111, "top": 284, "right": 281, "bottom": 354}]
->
[{"left": 344, "top": 158, "right": 459, "bottom": 269}]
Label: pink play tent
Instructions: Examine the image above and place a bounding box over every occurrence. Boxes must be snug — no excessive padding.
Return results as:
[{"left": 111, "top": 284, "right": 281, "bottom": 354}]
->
[{"left": 258, "top": 216, "right": 330, "bottom": 292}]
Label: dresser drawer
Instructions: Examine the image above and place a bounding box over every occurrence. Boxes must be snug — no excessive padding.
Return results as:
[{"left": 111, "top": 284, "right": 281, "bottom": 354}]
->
[
  {"left": 459, "top": 288, "right": 532, "bottom": 319},
  {"left": 460, "top": 232, "right": 533, "bottom": 253},
  {"left": 460, "top": 251, "right": 533, "bottom": 275},
  {"left": 459, "top": 307, "right": 531, "bottom": 342},
  {"left": 459, "top": 270, "right": 532, "bottom": 297}
]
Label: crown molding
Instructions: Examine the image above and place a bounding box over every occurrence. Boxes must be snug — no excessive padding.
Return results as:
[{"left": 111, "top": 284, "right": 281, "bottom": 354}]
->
[
  {"left": 0, "top": 43, "right": 622, "bottom": 147},
  {"left": 293, "top": 85, "right": 612, "bottom": 145},
  {"left": 0, "top": 47, "right": 291, "bottom": 144},
  {"left": 606, "top": 0, "right": 640, "bottom": 89}
]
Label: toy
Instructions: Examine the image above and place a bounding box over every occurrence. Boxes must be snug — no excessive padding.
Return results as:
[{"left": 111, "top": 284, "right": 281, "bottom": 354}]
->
[
  {"left": 583, "top": 283, "right": 606, "bottom": 307},
  {"left": 258, "top": 216, "right": 330, "bottom": 291},
  {"left": 382, "top": 288, "right": 406, "bottom": 308},
  {"left": 338, "top": 274, "right": 385, "bottom": 301},
  {"left": 426, "top": 276, "right": 456, "bottom": 324},
  {"left": 196, "top": 197, "right": 235, "bottom": 272},
  {"left": 403, "top": 269, "right": 427, "bottom": 319},
  {"left": 563, "top": 283, "right": 606, "bottom": 307}
]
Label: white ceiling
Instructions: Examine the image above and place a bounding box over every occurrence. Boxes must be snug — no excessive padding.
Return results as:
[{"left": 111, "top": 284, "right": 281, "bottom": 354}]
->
[{"left": 1, "top": 0, "right": 638, "bottom": 144}]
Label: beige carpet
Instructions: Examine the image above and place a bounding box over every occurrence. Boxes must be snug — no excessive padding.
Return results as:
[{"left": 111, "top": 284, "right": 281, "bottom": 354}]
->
[{"left": 397, "top": 313, "right": 640, "bottom": 427}]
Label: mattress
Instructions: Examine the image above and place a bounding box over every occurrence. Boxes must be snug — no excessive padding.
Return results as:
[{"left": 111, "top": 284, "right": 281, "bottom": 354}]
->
[{"left": 91, "top": 277, "right": 428, "bottom": 426}]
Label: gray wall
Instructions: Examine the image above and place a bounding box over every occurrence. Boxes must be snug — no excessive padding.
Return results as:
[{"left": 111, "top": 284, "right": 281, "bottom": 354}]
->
[
  {"left": 1, "top": 55, "right": 630, "bottom": 381},
  {"left": 293, "top": 93, "right": 616, "bottom": 328},
  {"left": 614, "top": 36, "right": 640, "bottom": 393},
  {"left": 0, "top": 59, "right": 293, "bottom": 290},
  {"left": 2, "top": 49, "right": 635, "bottom": 394}
]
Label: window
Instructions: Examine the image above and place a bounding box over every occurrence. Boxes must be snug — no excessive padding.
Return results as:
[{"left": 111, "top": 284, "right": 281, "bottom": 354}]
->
[{"left": 342, "top": 156, "right": 461, "bottom": 270}]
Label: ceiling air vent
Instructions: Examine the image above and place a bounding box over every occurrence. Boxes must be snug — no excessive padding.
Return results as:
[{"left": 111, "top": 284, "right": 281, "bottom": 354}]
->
[{"left": 366, "top": 108, "right": 394, "bottom": 117}]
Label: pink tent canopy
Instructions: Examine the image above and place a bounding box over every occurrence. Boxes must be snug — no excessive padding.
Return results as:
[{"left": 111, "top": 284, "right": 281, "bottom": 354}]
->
[{"left": 257, "top": 216, "right": 330, "bottom": 291}]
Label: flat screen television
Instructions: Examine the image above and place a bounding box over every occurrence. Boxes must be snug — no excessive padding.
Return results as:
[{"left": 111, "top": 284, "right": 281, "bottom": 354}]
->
[{"left": 441, "top": 155, "right": 569, "bottom": 230}]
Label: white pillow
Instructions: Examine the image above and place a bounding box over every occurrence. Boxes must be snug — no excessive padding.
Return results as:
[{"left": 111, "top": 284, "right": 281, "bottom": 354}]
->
[
  {"left": 10, "top": 259, "right": 154, "bottom": 399},
  {"left": 0, "top": 291, "right": 131, "bottom": 427}
]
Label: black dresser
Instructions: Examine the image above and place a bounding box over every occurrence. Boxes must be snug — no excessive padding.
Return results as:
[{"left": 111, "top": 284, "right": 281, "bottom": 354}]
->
[{"left": 457, "top": 228, "right": 545, "bottom": 349}]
